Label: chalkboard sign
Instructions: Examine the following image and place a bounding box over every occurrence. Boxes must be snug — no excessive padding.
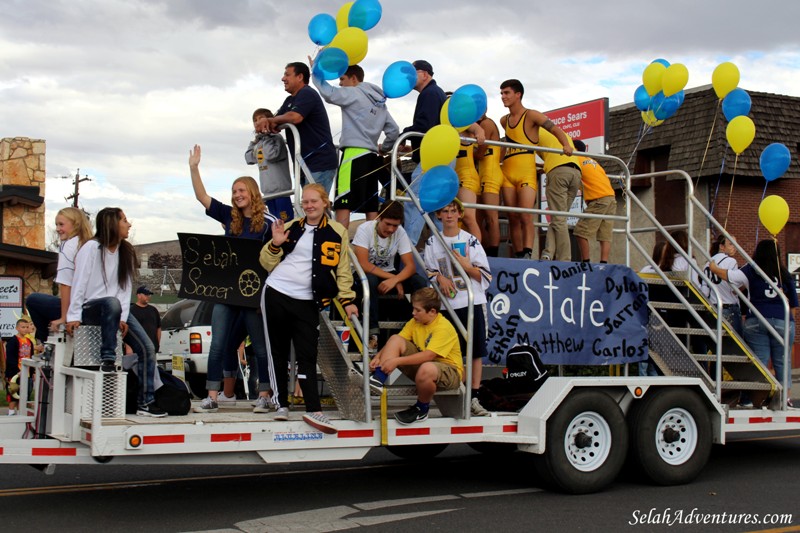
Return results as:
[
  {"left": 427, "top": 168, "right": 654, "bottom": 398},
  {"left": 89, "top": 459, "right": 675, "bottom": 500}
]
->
[
  {"left": 178, "top": 233, "right": 268, "bottom": 308},
  {"left": 485, "top": 258, "right": 649, "bottom": 366}
]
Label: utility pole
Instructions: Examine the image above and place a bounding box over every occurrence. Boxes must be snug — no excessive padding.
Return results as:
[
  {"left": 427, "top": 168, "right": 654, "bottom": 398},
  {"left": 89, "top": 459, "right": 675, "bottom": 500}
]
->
[{"left": 65, "top": 169, "right": 91, "bottom": 208}]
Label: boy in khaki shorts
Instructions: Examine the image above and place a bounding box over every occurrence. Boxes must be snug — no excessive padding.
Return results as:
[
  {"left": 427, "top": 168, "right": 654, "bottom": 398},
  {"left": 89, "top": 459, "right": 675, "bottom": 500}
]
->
[
  {"left": 572, "top": 140, "right": 617, "bottom": 263},
  {"left": 369, "top": 288, "right": 462, "bottom": 425}
]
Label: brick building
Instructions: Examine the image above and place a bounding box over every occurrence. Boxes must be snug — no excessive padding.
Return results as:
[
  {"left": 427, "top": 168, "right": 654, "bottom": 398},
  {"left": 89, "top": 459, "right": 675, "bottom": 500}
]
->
[{"left": 606, "top": 85, "right": 800, "bottom": 262}]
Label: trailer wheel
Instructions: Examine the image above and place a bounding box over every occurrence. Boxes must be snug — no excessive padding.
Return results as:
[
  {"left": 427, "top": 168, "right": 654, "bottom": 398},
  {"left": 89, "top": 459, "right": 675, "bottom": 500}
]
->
[
  {"left": 535, "top": 390, "right": 628, "bottom": 494},
  {"left": 628, "top": 388, "right": 711, "bottom": 485},
  {"left": 387, "top": 443, "right": 448, "bottom": 460}
]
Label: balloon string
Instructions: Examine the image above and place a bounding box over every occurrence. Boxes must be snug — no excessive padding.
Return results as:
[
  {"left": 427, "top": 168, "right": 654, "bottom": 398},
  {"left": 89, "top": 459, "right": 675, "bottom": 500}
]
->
[
  {"left": 625, "top": 122, "right": 652, "bottom": 170},
  {"left": 723, "top": 153, "right": 738, "bottom": 230},
  {"left": 708, "top": 148, "right": 727, "bottom": 223},
  {"left": 695, "top": 100, "right": 720, "bottom": 191},
  {"left": 755, "top": 181, "right": 768, "bottom": 243}
]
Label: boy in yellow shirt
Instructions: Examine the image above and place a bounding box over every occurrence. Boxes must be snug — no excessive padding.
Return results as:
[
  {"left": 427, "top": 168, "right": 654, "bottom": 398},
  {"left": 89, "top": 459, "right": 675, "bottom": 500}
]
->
[{"left": 369, "top": 288, "right": 462, "bottom": 424}]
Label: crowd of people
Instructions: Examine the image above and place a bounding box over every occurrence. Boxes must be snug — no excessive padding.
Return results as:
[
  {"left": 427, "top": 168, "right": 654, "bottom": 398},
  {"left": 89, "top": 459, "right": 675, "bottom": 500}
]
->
[{"left": 9, "top": 58, "right": 792, "bottom": 431}]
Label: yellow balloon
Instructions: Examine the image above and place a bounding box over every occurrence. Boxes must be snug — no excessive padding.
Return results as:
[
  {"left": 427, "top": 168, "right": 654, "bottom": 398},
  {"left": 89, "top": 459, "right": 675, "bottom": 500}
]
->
[
  {"left": 329, "top": 26, "right": 368, "bottom": 65},
  {"left": 420, "top": 125, "right": 460, "bottom": 171},
  {"left": 726, "top": 115, "right": 755, "bottom": 155},
  {"left": 642, "top": 62, "right": 667, "bottom": 96},
  {"left": 712, "top": 62, "right": 740, "bottom": 99},
  {"left": 662, "top": 63, "right": 689, "bottom": 97},
  {"left": 641, "top": 110, "right": 663, "bottom": 127},
  {"left": 759, "top": 195, "right": 790, "bottom": 236},
  {"left": 336, "top": 2, "right": 353, "bottom": 31},
  {"left": 439, "top": 99, "right": 470, "bottom": 133}
]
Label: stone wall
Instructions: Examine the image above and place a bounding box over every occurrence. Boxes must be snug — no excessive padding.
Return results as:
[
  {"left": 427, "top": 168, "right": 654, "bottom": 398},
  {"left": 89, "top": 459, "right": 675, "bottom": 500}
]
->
[{"left": 0, "top": 137, "right": 49, "bottom": 293}]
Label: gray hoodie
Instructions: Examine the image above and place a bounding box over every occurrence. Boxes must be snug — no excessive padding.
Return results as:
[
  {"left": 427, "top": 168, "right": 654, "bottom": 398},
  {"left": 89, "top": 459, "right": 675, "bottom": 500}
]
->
[{"left": 313, "top": 76, "right": 399, "bottom": 153}]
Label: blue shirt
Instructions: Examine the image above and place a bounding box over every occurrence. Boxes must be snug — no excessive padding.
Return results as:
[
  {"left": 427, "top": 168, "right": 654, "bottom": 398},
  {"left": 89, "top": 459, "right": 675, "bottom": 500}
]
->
[
  {"left": 206, "top": 198, "right": 276, "bottom": 242},
  {"left": 277, "top": 85, "right": 338, "bottom": 172},
  {"left": 741, "top": 264, "right": 799, "bottom": 320}
]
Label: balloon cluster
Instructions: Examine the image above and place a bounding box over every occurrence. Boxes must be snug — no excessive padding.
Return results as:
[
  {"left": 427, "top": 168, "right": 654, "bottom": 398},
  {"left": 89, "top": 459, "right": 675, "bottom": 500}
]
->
[
  {"left": 712, "top": 62, "right": 756, "bottom": 156},
  {"left": 308, "top": 1, "right": 489, "bottom": 212},
  {"left": 634, "top": 59, "right": 689, "bottom": 127},
  {"left": 307, "top": 0, "right": 382, "bottom": 80}
]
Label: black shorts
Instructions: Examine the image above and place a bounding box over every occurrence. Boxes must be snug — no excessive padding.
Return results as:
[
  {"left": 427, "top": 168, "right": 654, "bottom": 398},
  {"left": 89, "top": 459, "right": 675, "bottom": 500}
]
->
[{"left": 334, "top": 149, "right": 386, "bottom": 213}]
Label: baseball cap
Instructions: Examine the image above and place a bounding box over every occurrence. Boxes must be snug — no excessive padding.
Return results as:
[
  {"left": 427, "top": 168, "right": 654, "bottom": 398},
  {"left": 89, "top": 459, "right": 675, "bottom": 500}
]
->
[
  {"left": 137, "top": 285, "right": 153, "bottom": 295},
  {"left": 412, "top": 60, "right": 433, "bottom": 76}
]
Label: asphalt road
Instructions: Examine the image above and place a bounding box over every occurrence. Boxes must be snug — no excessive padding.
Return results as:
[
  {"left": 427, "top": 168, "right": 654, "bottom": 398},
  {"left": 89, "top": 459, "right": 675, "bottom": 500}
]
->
[{"left": 1, "top": 438, "right": 799, "bottom": 533}]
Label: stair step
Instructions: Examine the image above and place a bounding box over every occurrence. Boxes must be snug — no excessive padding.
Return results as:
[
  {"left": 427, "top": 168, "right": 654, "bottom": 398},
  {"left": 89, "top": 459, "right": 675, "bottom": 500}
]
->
[
  {"left": 331, "top": 320, "right": 406, "bottom": 329},
  {"left": 650, "top": 301, "right": 706, "bottom": 311},
  {"left": 692, "top": 354, "right": 752, "bottom": 364},
  {"left": 670, "top": 327, "right": 716, "bottom": 336},
  {"left": 719, "top": 381, "right": 773, "bottom": 391}
]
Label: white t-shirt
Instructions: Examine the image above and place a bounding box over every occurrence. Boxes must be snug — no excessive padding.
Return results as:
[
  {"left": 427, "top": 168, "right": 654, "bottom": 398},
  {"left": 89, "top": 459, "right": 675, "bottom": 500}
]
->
[
  {"left": 702, "top": 252, "right": 740, "bottom": 304},
  {"left": 67, "top": 241, "right": 132, "bottom": 322},
  {"left": 423, "top": 229, "right": 491, "bottom": 309},
  {"left": 266, "top": 224, "right": 315, "bottom": 300},
  {"left": 54, "top": 236, "right": 80, "bottom": 286},
  {"left": 352, "top": 220, "right": 413, "bottom": 273}
]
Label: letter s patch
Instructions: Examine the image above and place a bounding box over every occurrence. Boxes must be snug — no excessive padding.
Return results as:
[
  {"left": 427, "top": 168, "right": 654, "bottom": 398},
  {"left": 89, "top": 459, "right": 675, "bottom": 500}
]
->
[{"left": 321, "top": 241, "right": 340, "bottom": 266}]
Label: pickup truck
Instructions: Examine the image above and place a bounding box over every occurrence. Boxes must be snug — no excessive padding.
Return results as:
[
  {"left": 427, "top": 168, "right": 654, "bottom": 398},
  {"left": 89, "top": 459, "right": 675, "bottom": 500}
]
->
[{"left": 159, "top": 298, "right": 214, "bottom": 396}]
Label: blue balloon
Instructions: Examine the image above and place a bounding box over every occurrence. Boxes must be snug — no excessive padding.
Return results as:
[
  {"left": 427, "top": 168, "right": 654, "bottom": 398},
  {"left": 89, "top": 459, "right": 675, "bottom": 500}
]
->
[
  {"left": 722, "top": 88, "right": 751, "bottom": 121},
  {"left": 349, "top": 0, "right": 382, "bottom": 30},
  {"left": 760, "top": 143, "right": 791, "bottom": 182},
  {"left": 312, "top": 47, "right": 349, "bottom": 81},
  {"left": 634, "top": 84, "right": 651, "bottom": 112},
  {"left": 308, "top": 13, "right": 337, "bottom": 46},
  {"left": 651, "top": 58, "right": 671, "bottom": 68},
  {"left": 419, "top": 165, "right": 459, "bottom": 212},
  {"left": 382, "top": 60, "right": 417, "bottom": 98},
  {"left": 448, "top": 84, "right": 487, "bottom": 128},
  {"left": 651, "top": 91, "right": 681, "bottom": 120},
  {"left": 674, "top": 89, "right": 685, "bottom": 107}
]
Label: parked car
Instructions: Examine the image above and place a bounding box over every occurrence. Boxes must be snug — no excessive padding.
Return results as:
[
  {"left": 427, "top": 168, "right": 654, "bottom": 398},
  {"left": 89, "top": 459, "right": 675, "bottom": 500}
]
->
[{"left": 159, "top": 298, "right": 214, "bottom": 397}]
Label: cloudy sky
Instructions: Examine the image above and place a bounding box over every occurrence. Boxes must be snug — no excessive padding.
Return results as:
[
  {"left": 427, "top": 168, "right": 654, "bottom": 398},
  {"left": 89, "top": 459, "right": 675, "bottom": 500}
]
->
[{"left": 2, "top": 0, "right": 799, "bottom": 245}]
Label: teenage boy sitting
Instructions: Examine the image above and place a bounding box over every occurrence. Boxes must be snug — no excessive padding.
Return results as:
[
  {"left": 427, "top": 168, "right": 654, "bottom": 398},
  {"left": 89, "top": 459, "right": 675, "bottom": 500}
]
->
[{"left": 369, "top": 288, "right": 463, "bottom": 425}]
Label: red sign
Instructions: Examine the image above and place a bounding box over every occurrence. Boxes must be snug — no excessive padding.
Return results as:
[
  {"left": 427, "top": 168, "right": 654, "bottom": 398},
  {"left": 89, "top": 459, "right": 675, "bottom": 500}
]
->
[{"left": 545, "top": 98, "right": 609, "bottom": 148}]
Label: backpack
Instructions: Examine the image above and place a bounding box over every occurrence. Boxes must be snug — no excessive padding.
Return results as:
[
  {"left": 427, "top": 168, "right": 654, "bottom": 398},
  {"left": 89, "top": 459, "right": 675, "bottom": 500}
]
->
[
  {"left": 154, "top": 368, "right": 191, "bottom": 415},
  {"left": 477, "top": 345, "right": 549, "bottom": 412}
]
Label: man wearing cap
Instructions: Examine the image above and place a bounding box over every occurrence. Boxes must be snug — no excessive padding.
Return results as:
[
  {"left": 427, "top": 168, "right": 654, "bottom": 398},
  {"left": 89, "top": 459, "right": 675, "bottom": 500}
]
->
[
  {"left": 400, "top": 60, "right": 447, "bottom": 244},
  {"left": 130, "top": 286, "right": 161, "bottom": 353}
]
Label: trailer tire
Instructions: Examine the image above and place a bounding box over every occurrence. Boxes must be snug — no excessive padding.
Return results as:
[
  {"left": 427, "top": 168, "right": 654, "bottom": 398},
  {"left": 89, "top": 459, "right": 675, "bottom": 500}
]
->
[
  {"left": 535, "top": 390, "right": 628, "bottom": 494},
  {"left": 628, "top": 388, "right": 711, "bottom": 485},
  {"left": 387, "top": 443, "right": 448, "bottom": 460}
]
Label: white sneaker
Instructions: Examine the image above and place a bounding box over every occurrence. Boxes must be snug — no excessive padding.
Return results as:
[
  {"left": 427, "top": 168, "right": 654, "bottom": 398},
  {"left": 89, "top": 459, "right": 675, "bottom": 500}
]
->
[
  {"left": 7, "top": 409, "right": 16, "bottom": 416},
  {"left": 253, "top": 396, "right": 271, "bottom": 413},
  {"left": 471, "top": 397, "right": 490, "bottom": 416},
  {"left": 274, "top": 407, "right": 289, "bottom": 421},
  {"left": 192, "top": 397, "right": 219, "bottom": 413},
  {"left": 217, "top": 391, "right": 237, "bottom": 405}
]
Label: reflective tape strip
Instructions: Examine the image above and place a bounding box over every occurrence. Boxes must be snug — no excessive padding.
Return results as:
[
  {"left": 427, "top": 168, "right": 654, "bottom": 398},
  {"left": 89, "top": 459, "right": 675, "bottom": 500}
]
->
[
  {"left": 451, "top": 426, "right": 483, "bottom": 435},
  {"left": 396, "top": 427, "right": 430, "bottom": 436},
  {"left": 143, "top": 435, "right": 185, "bottom": 445},
  {"left": 337, "top": 429, "right": 374, "bottom": 439},
  {"left": 210, "top": 433, "right": 252, "bottom": 443},
  {"left": 503, "top": 425, "right": 517, "bottom": 433},
  {"left": 32, "top": 448, "right": 77, "bottom": 456}
]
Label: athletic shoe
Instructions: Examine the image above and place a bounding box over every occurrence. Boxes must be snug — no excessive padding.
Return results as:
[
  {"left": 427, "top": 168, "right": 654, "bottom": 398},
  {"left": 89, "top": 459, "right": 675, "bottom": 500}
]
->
[
  {"left": 738, "top": 399, "right": 754, "bottom": 409},
  {"left": 274, "top": 407, "right": 289, "bottom": 421},
  {"left": 302, "top": 411, "right": 338, "bottom": 434},
  {"left": 100, "top": 360, "right": 116, "bottom": 373},
  {"left": 522, "top": 251, "right": 532, "bottom": 260},
  {"left": 788, "top": 398, "right": 797, "bottom": 410},
  {"left": 253, "top": 396, "right": 271, "bottom": 413},
  {"left": 217, "top": 391, "right": 237, "bottom": 405},
  {"left": 137, "top": 404, "right": 168, "bottom": 418},
  {"left": 193, "top": 397, "right": 219, "bottom": 413},
  {"left": 394, "top": 405, "right": 428, "bottom": 425},
  {"left": 539, "top": 253, "right": 552, "bottom": 261},
  {"left": 471, "top": 397, "right": 490, "bottom": 416}
]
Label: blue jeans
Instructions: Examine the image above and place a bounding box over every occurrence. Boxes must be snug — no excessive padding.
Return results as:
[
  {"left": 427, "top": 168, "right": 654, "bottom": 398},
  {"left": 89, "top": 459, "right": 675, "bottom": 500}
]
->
[
  {"left": 26, "top": 292, "right": 61, "bottom": 343},
  {"left": 365, "top": 272, "right": 427, "bottom": 334},
  {"left": 722, "top": 304, "right": 743, "bottom": 337},
  {"left": 125, "top": 314, "right": 157, "bottom": 407},
  {"left": 81, "top": 297, "right": 122, "bottom": 362},
  {"left": 744, "top": 316, "right": 795, "bottom": 389},
  {"left": 206, "top": 304, "right": 270, "bottom": 393},
  {"left": 305, "top": 168, "right": 336, "bottom": 196}
]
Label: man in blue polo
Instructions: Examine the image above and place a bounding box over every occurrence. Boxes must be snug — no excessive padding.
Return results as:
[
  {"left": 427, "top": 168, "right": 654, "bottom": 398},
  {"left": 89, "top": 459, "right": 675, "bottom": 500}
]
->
[{"left": 269, "top": 62, "right": 338, "bottom": 195}]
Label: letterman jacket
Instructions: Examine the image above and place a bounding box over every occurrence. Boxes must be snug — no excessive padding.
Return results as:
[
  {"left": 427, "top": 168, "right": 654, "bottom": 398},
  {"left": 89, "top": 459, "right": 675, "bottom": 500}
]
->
[{"left": 259, "top": 214, "right": 356, "bottom": 310}]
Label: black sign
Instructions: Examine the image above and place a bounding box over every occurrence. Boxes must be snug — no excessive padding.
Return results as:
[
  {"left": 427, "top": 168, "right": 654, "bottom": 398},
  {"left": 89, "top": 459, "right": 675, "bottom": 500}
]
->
[{"left": 178, "top": 233, "right": 267, "bottom": 308}]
